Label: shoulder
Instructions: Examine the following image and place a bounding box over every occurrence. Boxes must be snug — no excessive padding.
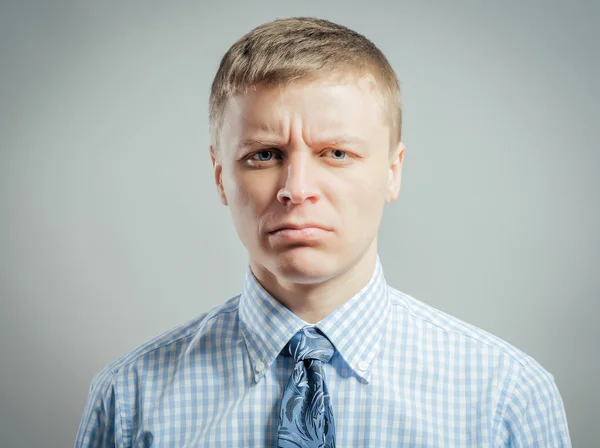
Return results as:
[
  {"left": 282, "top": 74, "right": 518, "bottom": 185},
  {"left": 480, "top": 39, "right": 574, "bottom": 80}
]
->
[
  {"left": 91, "top": 295, "right": 241, "bottom": 388},
  {"left": 386, "top": 285, "right": 571, "bottom": 445},
  {"left": 75, "top": 296, "right": 242, "bottom": 446},
  {"left": 387, "top": 285, "right": 547, "bottom": 374}
]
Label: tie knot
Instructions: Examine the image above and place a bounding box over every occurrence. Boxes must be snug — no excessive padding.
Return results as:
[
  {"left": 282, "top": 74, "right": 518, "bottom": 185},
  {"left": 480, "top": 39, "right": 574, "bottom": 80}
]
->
[{"left": 283, "top": 326, "right": 335, "bottom": 363}]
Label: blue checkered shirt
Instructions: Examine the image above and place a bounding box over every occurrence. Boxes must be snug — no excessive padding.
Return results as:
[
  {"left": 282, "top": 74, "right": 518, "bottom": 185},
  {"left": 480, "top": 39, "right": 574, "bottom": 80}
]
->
[{"left": 75, "top": 256, "right": 571, "bottom": 446}]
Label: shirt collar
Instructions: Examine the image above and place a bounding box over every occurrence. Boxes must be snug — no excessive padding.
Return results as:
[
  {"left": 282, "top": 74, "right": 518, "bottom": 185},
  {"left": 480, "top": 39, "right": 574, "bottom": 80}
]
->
[{"left": 239, "top": 255, "right": 391, "bottom": 384}]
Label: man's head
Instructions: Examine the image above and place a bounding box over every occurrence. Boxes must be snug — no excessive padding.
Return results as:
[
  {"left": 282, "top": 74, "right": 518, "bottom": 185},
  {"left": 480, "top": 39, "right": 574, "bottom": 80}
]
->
[
  {"left": 210, "top": 17, "right": 402, "bottom": 154},
  {"left": 209, "top": 17, "right": 404, "bottom": 288}
]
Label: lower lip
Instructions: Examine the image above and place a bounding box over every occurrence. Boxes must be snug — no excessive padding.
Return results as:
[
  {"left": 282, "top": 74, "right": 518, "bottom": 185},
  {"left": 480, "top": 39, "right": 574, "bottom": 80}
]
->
[{"left": 269, "top": 227, "right": 330, "bottom": 242}]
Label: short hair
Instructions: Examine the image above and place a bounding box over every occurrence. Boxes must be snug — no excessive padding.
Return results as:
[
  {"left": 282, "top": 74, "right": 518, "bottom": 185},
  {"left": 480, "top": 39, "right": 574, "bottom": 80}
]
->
[{"left": 209, "top": 17, "right": 402, "bottom": 154}]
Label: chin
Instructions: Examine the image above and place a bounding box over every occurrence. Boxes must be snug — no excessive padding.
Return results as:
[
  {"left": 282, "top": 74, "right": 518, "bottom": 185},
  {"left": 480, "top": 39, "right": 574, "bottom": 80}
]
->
[{"left": 268, "top": 246, "right": 340, "bottom": 284}]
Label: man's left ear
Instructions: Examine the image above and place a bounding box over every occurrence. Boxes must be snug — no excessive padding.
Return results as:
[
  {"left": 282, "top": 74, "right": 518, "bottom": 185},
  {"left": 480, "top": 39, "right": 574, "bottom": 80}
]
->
[{"left": 385, "top": 141, "right": 405, "bottom": 203}]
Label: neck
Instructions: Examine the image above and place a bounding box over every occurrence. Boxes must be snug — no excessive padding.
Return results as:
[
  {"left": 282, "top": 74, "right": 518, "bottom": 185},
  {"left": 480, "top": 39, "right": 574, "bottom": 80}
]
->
[{"left": 250, "top": 244, "right": 378, "bottom": 324}]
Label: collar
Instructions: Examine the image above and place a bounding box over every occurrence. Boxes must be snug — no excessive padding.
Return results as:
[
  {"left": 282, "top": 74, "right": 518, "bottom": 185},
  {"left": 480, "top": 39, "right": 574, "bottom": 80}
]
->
[{"left": 239, "top": 256, "right": 391, "bottom": 384}]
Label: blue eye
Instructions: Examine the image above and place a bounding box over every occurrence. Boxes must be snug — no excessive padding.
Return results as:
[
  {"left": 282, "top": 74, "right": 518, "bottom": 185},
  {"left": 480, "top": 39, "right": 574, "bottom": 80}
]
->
[
  {"left": 249, "top": 150, "right": 281, "bottom": 163},
  {"left": 256, "top": 150, "right": 274, "bottom": 161},
  {"left": 330, "top": 149, "right": 347, "bottom": 159}
]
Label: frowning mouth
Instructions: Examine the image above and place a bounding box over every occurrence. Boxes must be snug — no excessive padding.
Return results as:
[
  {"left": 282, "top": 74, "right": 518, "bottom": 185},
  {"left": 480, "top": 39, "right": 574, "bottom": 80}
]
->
[
  {"left": 268, "top": 222, "right": 331, "bottom": 234},
  {"left": 267, "top": 223, "right": 332, "bottom": 242}
]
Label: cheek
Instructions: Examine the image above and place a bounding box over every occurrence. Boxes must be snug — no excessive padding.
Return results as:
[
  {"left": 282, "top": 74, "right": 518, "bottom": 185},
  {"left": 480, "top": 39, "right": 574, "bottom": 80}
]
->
[
  {"left": 339, "top": 166, "right": 388, "bottom": 222},
  {"left": 344, "top": 162, "right": 388, "bottom": 197},
  {"left": 224, "top": 171, "right": 274, "bottom": 227},
  {"left": 225, "top": 185, "right": 261, "bottom": 249},
  {"left": 227, "top": 183, "right": 256, "bottom": 222}
]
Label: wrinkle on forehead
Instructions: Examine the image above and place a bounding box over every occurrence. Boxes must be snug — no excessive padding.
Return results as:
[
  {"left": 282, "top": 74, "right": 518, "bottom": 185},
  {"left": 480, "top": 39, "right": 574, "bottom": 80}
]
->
[{"left": 220, "top": 72, "right": 390, "bottom": 157}]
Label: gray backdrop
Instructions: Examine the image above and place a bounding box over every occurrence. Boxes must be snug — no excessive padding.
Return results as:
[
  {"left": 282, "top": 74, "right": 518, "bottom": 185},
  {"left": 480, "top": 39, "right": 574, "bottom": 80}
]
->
[{"left": 1, "top": 1, "right": 597, "bottom": 446}]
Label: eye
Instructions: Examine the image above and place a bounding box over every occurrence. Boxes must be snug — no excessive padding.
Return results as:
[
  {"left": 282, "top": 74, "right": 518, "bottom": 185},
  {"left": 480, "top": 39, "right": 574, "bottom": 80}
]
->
[
  {"left": 327, "top": 149, "right": 347, "bottom": 159},
  {"left": 248, "top": 149, "right": 282, "bottom": 163}
]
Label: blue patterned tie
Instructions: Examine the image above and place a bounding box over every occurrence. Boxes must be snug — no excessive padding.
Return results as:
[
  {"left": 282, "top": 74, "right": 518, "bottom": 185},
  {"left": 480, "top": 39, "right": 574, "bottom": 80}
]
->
[{"left": 276, "top": 326, "right": 336, "bottom": 448}]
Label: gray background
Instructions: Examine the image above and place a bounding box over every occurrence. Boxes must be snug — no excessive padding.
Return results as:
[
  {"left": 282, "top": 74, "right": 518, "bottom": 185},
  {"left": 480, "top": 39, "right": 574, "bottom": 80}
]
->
[{"left": 1, "top": 1, "right": 597, "bottom": 446}]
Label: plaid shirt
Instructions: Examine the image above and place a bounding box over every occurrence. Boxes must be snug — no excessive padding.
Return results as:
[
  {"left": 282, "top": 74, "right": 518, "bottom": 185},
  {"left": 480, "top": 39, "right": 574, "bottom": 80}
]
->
[{"left": 75, "top": 256, "right": 571, "bottom": 447}]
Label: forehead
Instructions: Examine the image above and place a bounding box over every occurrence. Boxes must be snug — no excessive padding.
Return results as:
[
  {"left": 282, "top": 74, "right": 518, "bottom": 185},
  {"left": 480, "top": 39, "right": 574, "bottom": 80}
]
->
[{"left": 221, "top": 74, "right": 388, "bottom": 142}]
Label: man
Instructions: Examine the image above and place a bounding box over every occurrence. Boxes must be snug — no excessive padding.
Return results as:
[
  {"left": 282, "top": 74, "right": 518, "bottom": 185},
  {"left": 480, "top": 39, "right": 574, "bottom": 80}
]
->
[{"left": 75, "top": 17, "right": 571, "bottom": 447}]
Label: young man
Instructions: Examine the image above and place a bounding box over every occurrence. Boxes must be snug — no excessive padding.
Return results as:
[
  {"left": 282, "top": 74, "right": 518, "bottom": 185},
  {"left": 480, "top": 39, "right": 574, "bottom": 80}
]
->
[{"left": 75, "top": 17, "right": 571, "bottom": 447}]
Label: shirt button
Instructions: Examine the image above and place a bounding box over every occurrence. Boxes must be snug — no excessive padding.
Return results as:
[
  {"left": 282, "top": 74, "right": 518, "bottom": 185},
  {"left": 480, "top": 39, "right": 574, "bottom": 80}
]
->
[
  {"left": 358, "top": 360, "right": 369, "bottom": 371},
  {"left": 256, "top": 361, "right": 265, "bottom": 373}
]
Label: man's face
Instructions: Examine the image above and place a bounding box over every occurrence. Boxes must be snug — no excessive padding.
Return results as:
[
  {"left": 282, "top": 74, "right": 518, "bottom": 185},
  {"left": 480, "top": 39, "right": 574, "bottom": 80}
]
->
[{"left": 211, "top": 75, "right": 404, "bottom": 285}]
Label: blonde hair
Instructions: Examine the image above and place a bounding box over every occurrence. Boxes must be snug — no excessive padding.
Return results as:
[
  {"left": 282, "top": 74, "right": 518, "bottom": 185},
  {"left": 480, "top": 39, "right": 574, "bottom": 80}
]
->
[{"left": 209, "top": 17, "right": 402, "bottom": 153}]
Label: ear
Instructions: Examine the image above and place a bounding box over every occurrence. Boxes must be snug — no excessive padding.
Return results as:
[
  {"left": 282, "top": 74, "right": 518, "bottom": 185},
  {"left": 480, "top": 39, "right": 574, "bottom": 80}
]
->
[
  {"left": 385, "top": 141, "right": 405, "bottom": 203},
  {"left": 210, "top": 145, "right": 228, "bottom": 206}
]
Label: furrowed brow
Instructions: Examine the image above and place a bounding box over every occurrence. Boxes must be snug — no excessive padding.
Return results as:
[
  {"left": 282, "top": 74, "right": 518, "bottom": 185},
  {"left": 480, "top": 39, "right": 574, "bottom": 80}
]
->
[
  {"left": 323, "top": 134, "right": 368, "bottom": 148},
  {"left": 237, "top": 138, "right": 283, "bottom": 151}
]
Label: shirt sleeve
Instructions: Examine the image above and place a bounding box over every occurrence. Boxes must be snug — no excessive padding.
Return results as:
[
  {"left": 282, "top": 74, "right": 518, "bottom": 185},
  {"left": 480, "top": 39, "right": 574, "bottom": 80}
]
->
[
  {"left": 74, "top": 368, "right": 122, "bottom": 448},
  {"left": 499, "top": 361, "right": 572, "bottom": 447}
]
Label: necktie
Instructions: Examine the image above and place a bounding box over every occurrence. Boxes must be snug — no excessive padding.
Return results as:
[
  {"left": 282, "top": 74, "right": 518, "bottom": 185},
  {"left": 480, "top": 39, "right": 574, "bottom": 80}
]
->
[{"left": 276, "top": 326, "right": 336, "bottom": 448}]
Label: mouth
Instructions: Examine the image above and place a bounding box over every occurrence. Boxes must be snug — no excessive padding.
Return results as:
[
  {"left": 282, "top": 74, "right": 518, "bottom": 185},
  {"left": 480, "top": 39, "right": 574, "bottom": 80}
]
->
[
  {"left": 269, "top": 224, "right": 328, "bottom": 234},
  {"left": 268, "top": 219, "right": 330, "bottom": 232},
  {"left": 267, "top": 224, "right": 332, "bottom": 242}
]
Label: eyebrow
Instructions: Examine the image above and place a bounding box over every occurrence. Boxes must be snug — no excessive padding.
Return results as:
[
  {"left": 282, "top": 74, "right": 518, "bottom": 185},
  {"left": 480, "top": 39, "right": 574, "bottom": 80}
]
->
[
  {"left": 236, "top": 134, "right": 367, "bottom": 151},
  {"left": 236, "top": 138, "right": 283, "bottom": 151},
  {"left": 323, "top": 134, "right": 368, "bottom": 148}
]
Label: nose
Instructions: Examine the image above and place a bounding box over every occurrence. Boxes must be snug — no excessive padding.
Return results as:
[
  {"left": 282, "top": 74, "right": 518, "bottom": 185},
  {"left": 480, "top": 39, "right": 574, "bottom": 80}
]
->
[{"left": 277, "top": 151, "right": 320, "bottom": 205}]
